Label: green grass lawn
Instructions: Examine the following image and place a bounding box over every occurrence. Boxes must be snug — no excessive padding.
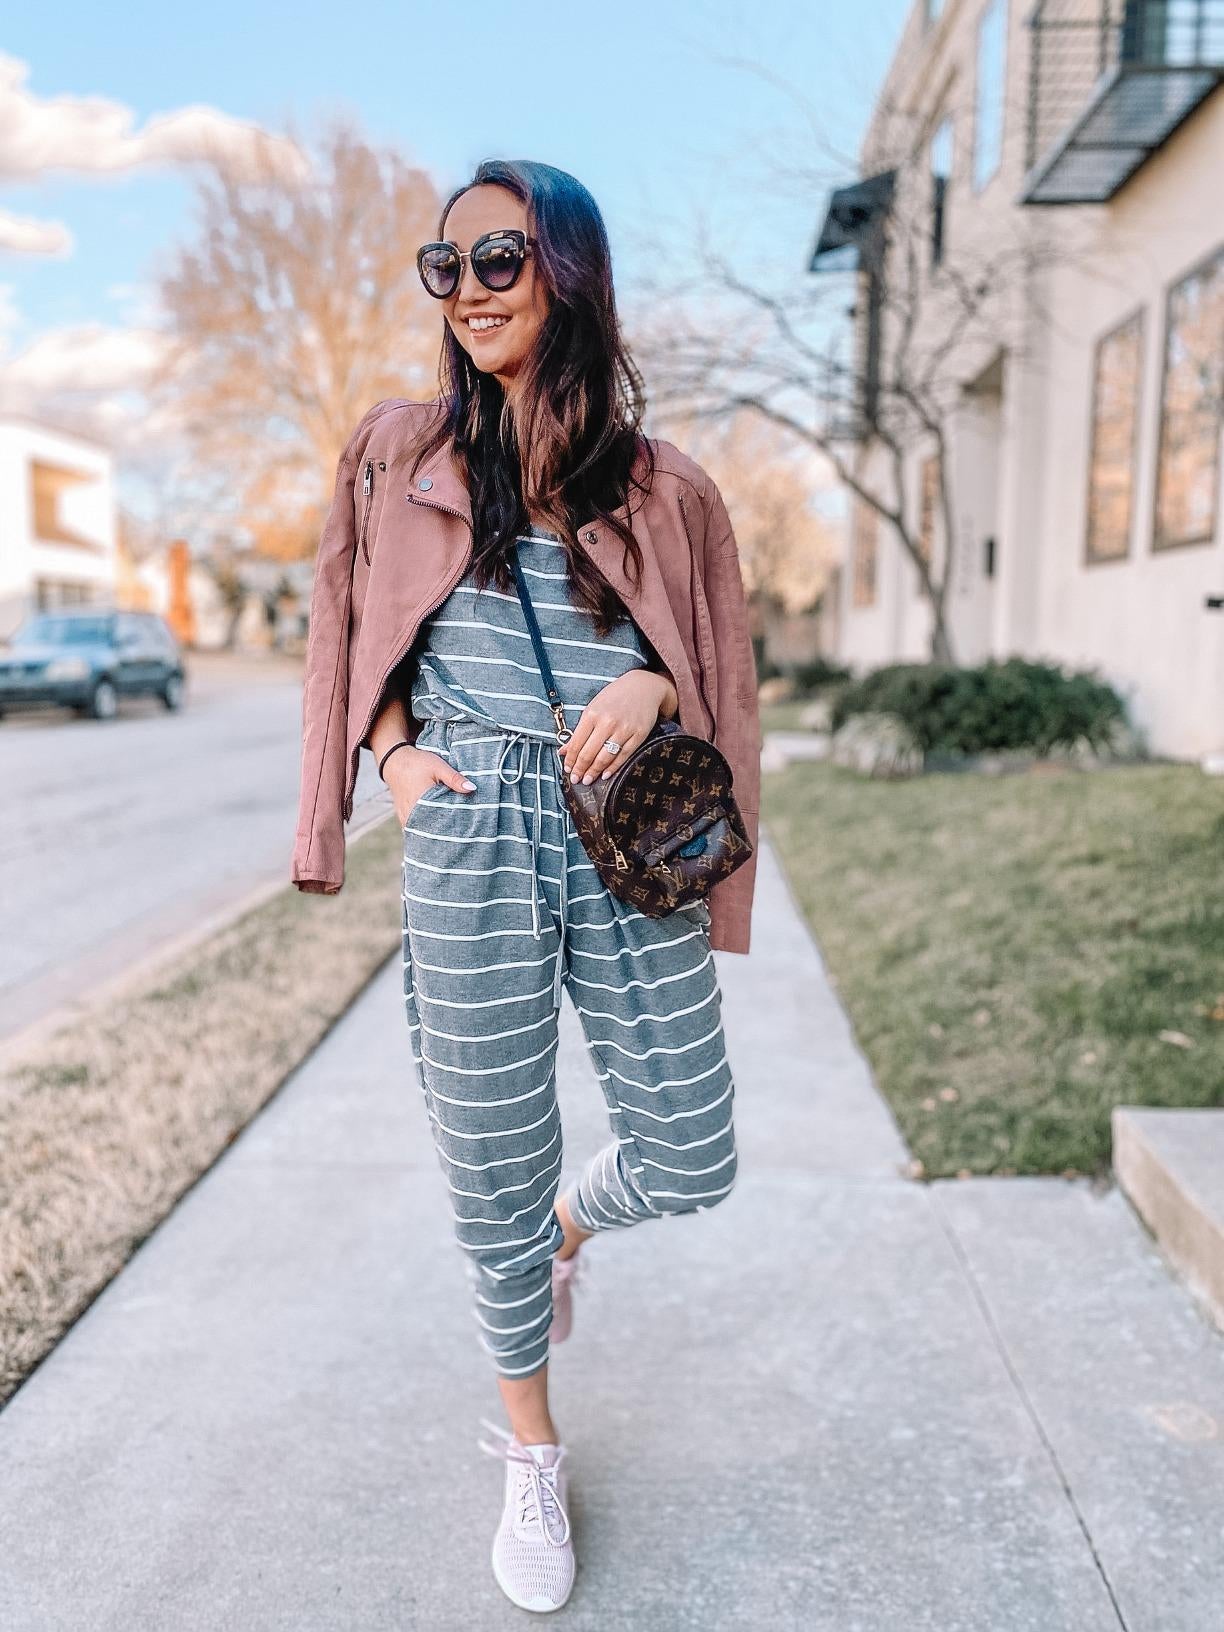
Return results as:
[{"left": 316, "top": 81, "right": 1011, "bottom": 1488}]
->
[
  {"left": 759, "top": 700, "right": 817, "bottom": 734},
  {"left": 762, "top": 760, "right": 1224, "bottom": 1178}
]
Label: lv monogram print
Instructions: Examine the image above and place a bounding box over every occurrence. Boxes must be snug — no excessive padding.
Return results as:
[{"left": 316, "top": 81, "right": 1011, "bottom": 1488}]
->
[{"left": 562, "top": 722, "right": 752, "bottom": 918}]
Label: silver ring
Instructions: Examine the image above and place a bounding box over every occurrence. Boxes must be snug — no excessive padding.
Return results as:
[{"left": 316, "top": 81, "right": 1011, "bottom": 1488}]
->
[{"left": 602, "top": 737, "right": 621, "bottom": 756}]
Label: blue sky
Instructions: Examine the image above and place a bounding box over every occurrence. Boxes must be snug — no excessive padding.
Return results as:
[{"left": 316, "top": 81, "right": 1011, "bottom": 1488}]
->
[{"left": 0, "top": 0, "right": 909, "bottom": 441}]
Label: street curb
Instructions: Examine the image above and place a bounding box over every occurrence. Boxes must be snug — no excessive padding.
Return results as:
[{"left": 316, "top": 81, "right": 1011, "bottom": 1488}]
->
[{"left": 0, "top": 798, "right": 397, "bottom": 1076}]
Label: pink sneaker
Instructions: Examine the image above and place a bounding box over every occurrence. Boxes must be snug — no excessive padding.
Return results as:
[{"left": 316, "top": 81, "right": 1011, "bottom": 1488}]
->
[
  {"left": 549, "top": 1252, "right": 584, "bottom": 1343},
  {"left": 478, "top": 1419, "right": 575, "bottom": 1612}
]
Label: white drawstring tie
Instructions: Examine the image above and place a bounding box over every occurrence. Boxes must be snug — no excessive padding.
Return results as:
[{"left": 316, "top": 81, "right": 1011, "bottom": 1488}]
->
[{"left": 497, "top": 729, "right": 570, "bottom": 1008}]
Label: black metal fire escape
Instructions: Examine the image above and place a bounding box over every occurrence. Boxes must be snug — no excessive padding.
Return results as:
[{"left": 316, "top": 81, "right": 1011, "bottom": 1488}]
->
[
  {"left": 1022, "top": 0, "right": 1224, "bottom": 203},
  {"left": 809, "top": 170, "right": 896, "bottom": 440}
]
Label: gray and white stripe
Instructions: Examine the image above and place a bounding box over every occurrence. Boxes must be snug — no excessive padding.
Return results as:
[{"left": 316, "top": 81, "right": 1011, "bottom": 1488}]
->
[{"left": 400, "top": 533, "right": 738, "bottom": 1380}]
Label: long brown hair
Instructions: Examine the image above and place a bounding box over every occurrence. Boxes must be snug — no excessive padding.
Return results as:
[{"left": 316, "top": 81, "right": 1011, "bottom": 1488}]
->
[{"left": 406, "top": 158, "right": 656, "bottom": 635}]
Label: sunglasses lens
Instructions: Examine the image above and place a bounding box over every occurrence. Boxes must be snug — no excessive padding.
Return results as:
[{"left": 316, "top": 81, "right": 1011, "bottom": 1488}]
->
[
  {"left": 418, "top": 245, "right": 459, "bottom": 298},
  {"left": 473, "top": 237, "right": 524, "bottom": 290}
]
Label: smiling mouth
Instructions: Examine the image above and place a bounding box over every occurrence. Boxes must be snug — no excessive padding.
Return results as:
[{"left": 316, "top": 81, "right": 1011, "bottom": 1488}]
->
[{"left": 467, "top": 317, "right": 511, "bottom": 337}]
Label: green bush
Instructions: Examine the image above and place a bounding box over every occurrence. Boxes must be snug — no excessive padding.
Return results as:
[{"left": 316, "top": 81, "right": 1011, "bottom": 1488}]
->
[
  {"left": 829, "top": 657, "right": 1127, "bottom": 755},
  {"left": 787, "top": 655, "right": 852, "bottom": 696},
  {"left": 752, "top": 636, "right": 782, "bottom": 683}
]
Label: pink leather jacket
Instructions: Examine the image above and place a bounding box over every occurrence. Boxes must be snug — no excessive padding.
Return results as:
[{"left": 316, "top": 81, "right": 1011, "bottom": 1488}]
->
[{"left": 290, "top": 397, "right": 761, "bottom": 954}]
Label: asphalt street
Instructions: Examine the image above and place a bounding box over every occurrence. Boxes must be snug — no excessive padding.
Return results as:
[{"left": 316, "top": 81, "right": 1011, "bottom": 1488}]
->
[{"left": 0, "top": 651, "right": 384, "bottom": 1045}]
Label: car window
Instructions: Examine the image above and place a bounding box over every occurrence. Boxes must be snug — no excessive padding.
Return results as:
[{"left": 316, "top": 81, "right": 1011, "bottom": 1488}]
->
[
  {"left": 114, "top": 614, "right": 145, "bottom": 646},
  {"left": 138, "top": 615, "right": 176, "bottom": 655},
  {"left": 19, "top": 614, "right": 115, "bottom": 646}
]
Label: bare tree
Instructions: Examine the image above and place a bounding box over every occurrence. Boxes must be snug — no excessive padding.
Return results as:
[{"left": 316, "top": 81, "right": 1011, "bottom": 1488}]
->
[
  {"left": 146, "top": 115, "right": 443, "bottom": 562},
  {"left": 633, "top": 94, "right": 1067, "bottom": 664},
  {"left": 664, "top": 407, "right": 837, "bottom": 619}
]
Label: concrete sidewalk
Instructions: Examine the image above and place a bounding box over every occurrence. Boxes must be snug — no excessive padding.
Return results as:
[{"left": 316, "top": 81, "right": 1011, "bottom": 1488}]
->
[{"left": 2, "top": 837, "right": 1223, "bottom": 1629}]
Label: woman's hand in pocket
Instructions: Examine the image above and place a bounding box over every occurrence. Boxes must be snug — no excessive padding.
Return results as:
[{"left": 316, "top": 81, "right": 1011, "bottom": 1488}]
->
[{"left": 386, "top": 746, "right": 476, "bottom": 826}]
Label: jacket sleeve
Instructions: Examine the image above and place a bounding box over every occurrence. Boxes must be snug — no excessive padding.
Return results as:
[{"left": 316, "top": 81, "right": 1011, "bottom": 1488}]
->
[
  {"left": 698, "top": 475, "right": 760, "bottom": 955},
  {"left": 290, "top": 404, "right": 382, "bottom": 894}
]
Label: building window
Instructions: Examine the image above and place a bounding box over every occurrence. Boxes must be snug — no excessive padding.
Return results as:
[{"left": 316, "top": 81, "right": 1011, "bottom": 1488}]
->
[
  {"left": 973, "top": 0, "right": 1007, "bottom": 192},
  {"left": 851, "top": 500, "right": 879, "bottom": 607},
  {"left": 1085, "top": 307, "right": 1144, "bottom": 564},
  {"left": 1153, "top": 244, "right": 1224, "bottom": 551},
  {"left": 30, "top": 460, "right": 103, "bottom": 551},
  {"left": 918, "top": 454, "right": 940, "bottom": 567},
  {"left": 930, "top": 116, "right": 954, "bottom": 268}
]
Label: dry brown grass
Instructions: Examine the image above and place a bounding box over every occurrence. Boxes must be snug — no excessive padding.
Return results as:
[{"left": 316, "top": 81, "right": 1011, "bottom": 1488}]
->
[{"left": 0, "top": 818, "right": 402, "bottom": 1404}]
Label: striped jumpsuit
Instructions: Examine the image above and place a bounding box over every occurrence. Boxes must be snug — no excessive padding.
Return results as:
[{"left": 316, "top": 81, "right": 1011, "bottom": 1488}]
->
[{"left": 399, "top": 529, "right": 738, "bottom": 1379}]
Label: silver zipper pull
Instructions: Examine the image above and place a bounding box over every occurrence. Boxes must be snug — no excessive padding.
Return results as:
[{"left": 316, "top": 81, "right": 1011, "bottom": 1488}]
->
[{"left": 363, "top": 460, "right": 373, "bottom": 496}]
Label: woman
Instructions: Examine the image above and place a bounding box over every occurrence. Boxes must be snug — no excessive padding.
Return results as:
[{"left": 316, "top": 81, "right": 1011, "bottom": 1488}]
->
[{"left": 294, "top": 158, "right": 759, "bottom": 1613}]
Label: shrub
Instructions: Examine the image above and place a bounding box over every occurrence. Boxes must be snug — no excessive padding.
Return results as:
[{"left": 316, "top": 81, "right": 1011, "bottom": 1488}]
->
[
  {"left": 829, "top": 657, "right": 1128, "bottom": 756},
  {"left": 829, "top": 712, "right": 923, "bottom": 778},
  {"left": 788, "top": 655, "right": 852, "bottom": 696}
]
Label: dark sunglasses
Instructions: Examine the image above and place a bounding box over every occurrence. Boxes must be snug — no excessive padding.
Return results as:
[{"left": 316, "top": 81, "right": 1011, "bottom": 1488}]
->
[{"left": 416, "top": 228, "right": 537, "bottom": 300}]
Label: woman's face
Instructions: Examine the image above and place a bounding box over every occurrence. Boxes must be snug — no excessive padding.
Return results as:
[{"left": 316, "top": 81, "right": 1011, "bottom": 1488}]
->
[{"left": 440, "top": 184, "right": 550, "bottom": 391}]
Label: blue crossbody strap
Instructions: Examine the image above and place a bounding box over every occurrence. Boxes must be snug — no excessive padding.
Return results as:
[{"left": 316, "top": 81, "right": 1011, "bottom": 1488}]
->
[{"left": 509, "top": 543, "right": 573, "bottom": 744}]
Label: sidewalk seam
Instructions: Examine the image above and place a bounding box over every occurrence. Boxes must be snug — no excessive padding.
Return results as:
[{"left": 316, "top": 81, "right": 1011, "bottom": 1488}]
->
[{"left": 929, "top": 1188, "right": 1131, "bottom": 1632}]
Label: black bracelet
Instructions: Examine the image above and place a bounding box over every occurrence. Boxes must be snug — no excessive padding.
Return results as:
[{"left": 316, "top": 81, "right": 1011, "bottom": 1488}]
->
[{"left": 377, "top": 739, "right": 412, "bottom": 780}]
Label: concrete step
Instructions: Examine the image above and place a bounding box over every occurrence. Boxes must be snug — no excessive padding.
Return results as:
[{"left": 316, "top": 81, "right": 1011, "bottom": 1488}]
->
[
  {"left": 760, "top": 730, "right": 830, "bottom": 773},
  {"left": 1112, "top": 1107, "right": 1224, "bottom": 1331}
]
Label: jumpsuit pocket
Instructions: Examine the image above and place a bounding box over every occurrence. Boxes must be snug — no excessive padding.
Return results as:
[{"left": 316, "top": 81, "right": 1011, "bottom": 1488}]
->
[
  {"left": 401, "top": 775, "right": 455, "bottom": 844},
  {"left": 676, "top": 897, "right": 712, "bottom": 931}
]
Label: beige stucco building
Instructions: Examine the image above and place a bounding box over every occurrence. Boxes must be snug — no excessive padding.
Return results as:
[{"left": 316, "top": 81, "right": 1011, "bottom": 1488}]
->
[
  {"left": 0, "top": 417, "right": 119, "bottom": 639},
  {"left": 815, "top": 0, "right": 1224, "bottom": 758}
]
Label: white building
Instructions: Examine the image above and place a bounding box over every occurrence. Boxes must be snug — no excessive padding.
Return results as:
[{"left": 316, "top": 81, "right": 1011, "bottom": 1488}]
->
[
  {"left": 0, "top": 416, "right": 119, "bottom": 639},
  {"left": 814, "top": 0, "right": 1224, "bottom": 758}
]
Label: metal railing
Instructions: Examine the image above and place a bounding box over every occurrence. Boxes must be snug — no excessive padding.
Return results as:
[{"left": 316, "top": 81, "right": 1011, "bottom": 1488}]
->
[{"left": 1025, "top": 0, "right": 1224, "bottom": 192}]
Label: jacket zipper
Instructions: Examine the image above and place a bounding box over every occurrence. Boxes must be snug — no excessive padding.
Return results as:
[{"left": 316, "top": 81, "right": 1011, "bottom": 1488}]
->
[
  {"left": 359, "top": 459, "right": 375, "bottom": 565},
  {"left": 343, "top": 488, "right": 473, "bottom": 819},
  {"left": 343, "top": 493, "right": 714, "bottom": 817}
]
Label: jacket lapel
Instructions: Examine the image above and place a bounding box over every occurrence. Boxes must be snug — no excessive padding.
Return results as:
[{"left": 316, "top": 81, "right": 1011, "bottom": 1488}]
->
[
  {"left": 404, "top": 430, "right": 652, "bottom": 597},
  {"left": 403, "top": 430, "right": 691, "bottom": 698}
]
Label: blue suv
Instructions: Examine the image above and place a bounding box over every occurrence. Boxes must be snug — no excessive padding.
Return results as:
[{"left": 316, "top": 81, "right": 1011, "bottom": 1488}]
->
[{"left": 0, "top": 608, "right": 187, "bottom": 721}]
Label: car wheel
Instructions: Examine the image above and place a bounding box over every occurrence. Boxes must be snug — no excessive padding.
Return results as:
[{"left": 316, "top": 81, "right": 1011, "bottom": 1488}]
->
[
  {"left": 162, "top": 673, "right": 185, "bottom": 711},
  {"left": 88, "top": 678, "right": 119, "bottom": 720}
]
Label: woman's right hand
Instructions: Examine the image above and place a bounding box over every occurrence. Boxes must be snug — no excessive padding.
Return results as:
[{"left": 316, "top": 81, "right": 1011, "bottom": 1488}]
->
[{"left": 386, "top": 745, "right": 476, "bottom": 826}]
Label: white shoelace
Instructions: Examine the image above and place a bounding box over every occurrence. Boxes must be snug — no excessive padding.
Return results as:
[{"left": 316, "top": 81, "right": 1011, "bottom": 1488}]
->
[{"left": 477, "top": 1418, "right": 572, "bottom": 1547}]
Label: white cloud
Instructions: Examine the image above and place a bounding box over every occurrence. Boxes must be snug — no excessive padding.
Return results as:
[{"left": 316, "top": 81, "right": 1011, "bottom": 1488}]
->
[
  {"left": 0, "top": 51, "right": 311, "bottom": 264},
  {"left": 0, "top": 52, "right": 309, "bottom": 196},
  {"left": 0, "top": 281, "right": 23, "bottom": 350},
  {"left": 0, "top": 321, "right": 169, "bottom": 391},
  {"left": 105, "top": 281, "right": 163, "bottom": 328},
  {"left": 0, "top": 53, "right": 311, "bottom": 446},
  {"left": 0, "top": 204, "right": 72, "bottom": 256}
]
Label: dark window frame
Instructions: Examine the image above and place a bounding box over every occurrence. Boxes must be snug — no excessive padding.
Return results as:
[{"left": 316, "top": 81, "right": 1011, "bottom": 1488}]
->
[
  {"left": 1084, "top": 302, "right": 1146, "bottom": 568},
  {"left": 930, "top": 114, "right": 955, "bottom": 270},
  {"left": 1152, "top": 240, "right": 1224, "bottom": 554},
  {"left": 918, "top": 451, "right": 941, "bottom": 574},
  {"left": 851, "top": 500, "right": 880, "bottom": 608}
]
